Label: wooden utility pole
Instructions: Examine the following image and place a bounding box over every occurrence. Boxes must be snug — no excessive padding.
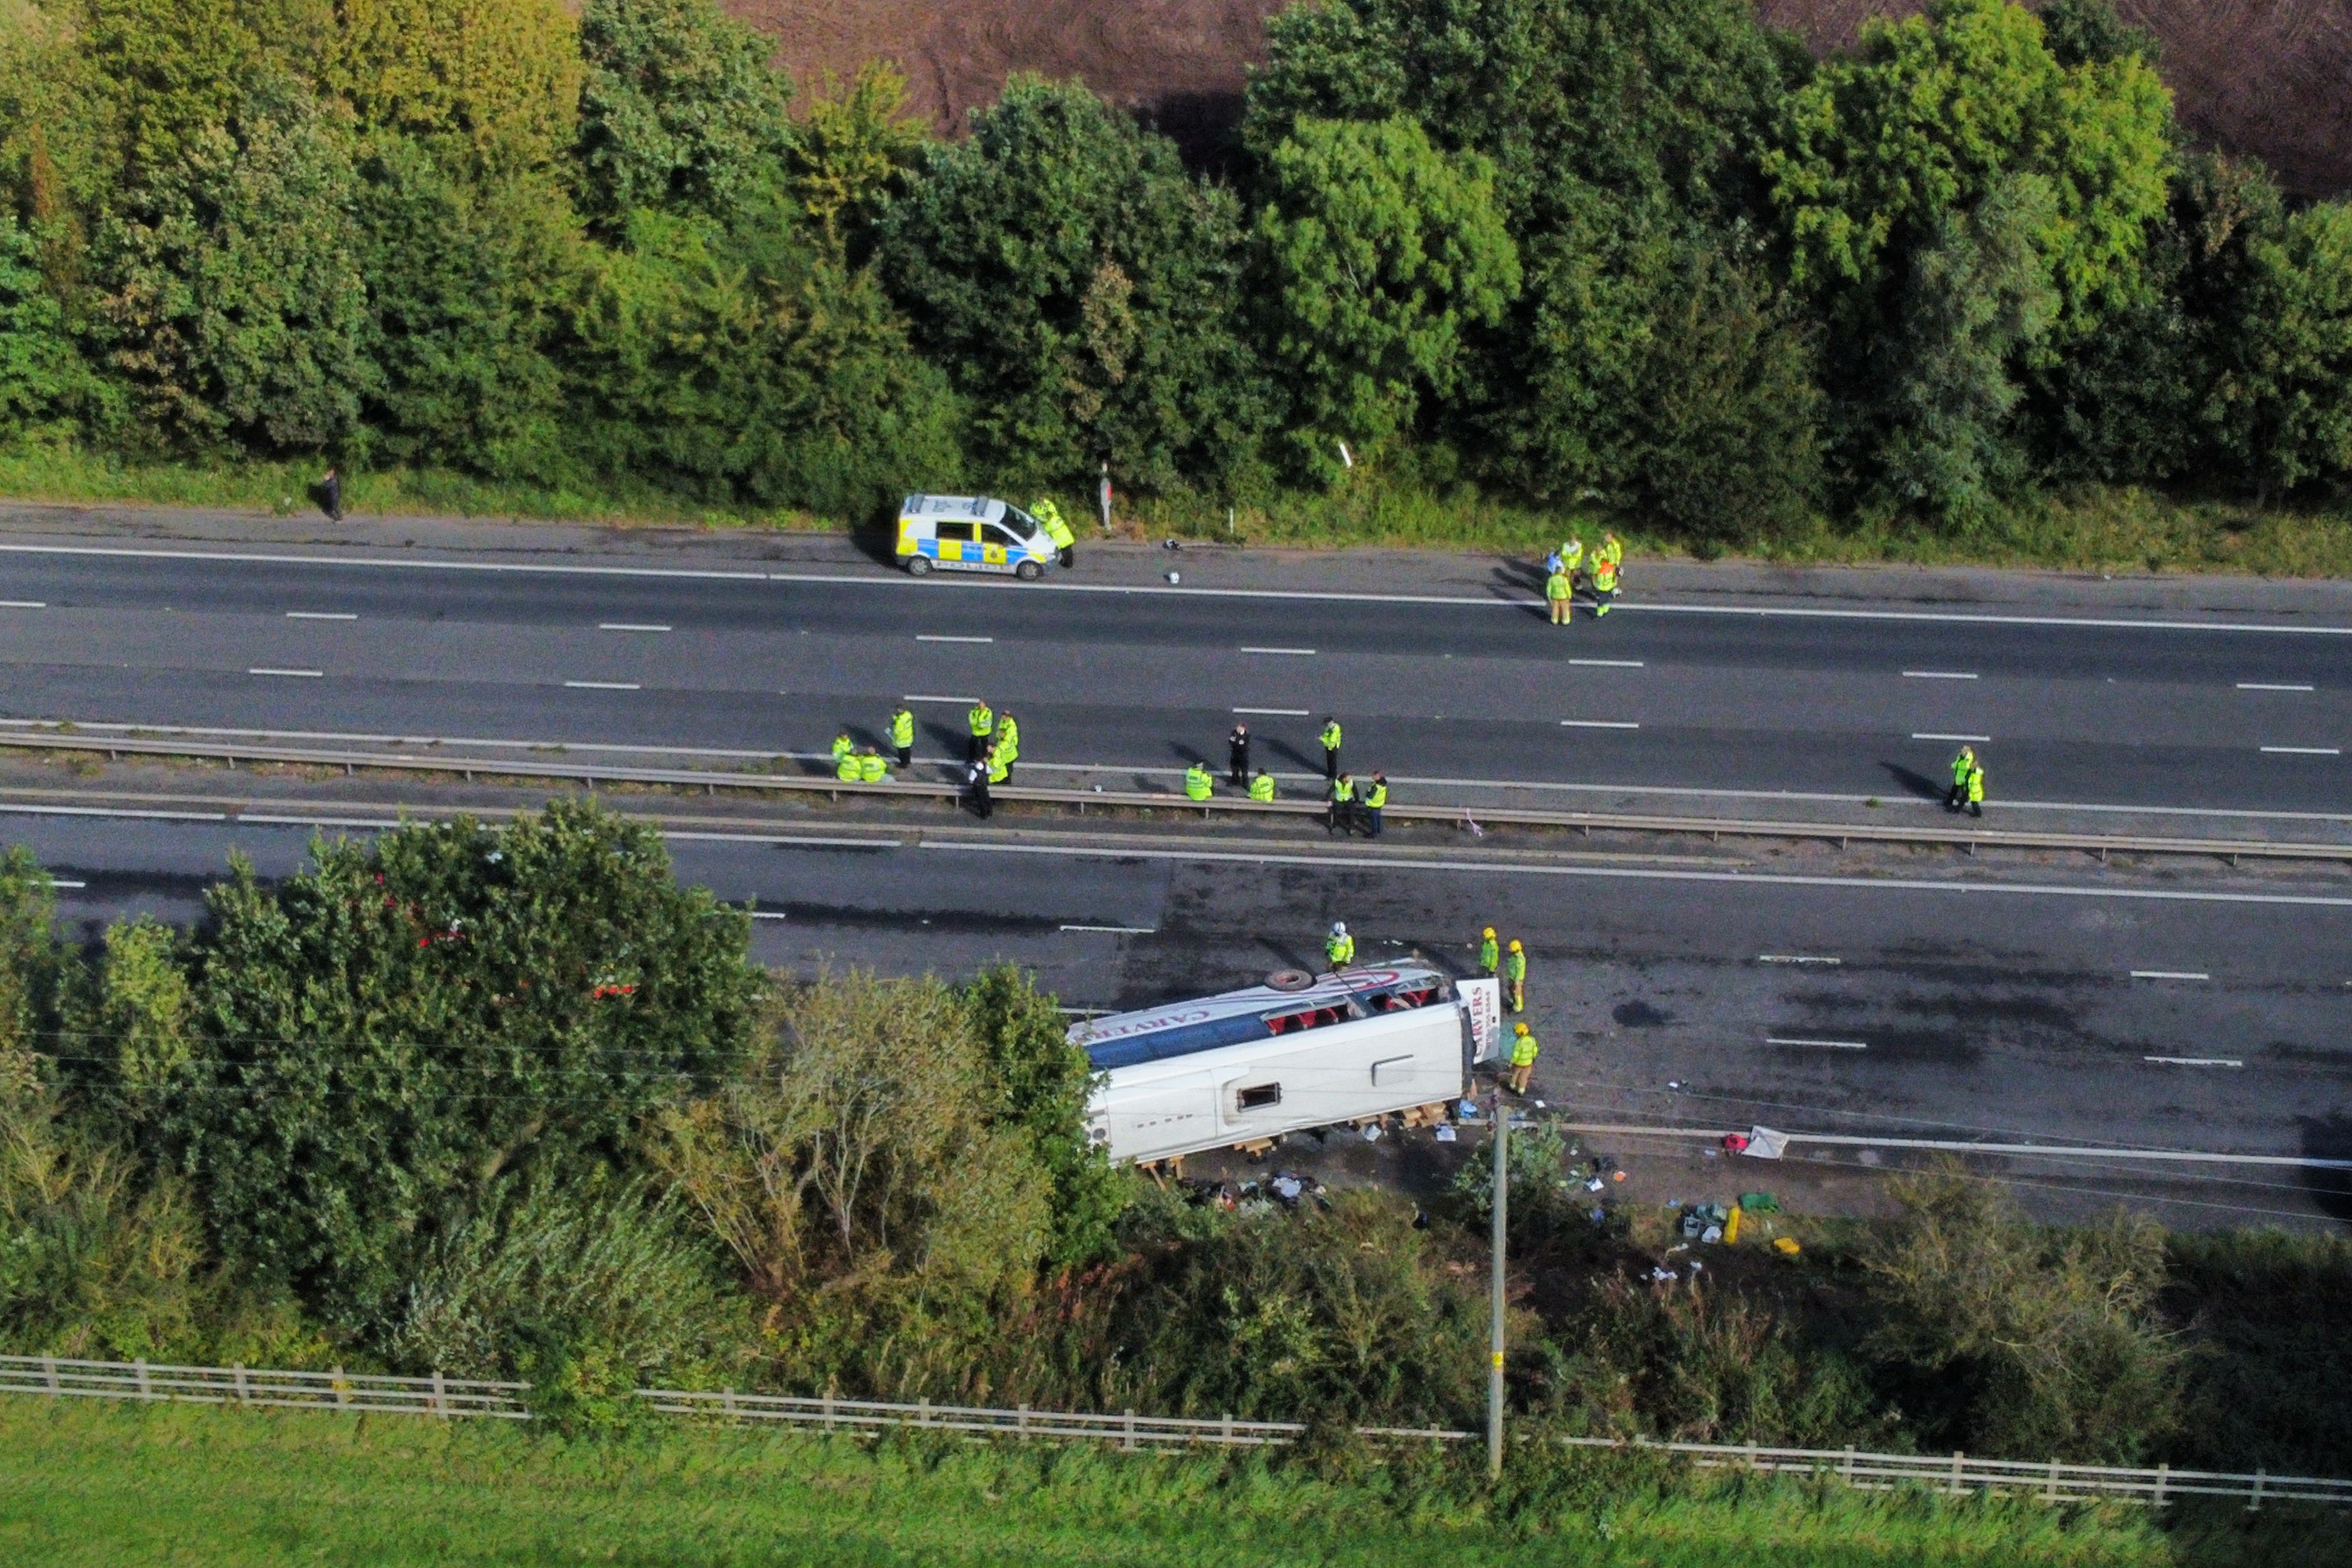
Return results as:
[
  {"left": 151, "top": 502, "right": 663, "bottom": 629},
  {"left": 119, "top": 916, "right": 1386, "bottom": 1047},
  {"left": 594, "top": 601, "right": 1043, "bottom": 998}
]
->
[{"left": 1488, "top": 1088, "right": 1508, "bottom": 1480}]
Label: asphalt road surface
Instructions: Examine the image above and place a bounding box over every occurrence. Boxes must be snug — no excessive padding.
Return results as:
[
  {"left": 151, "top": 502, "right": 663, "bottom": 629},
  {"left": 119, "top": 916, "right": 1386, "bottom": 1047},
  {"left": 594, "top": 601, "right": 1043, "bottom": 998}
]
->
[
  {"left": 1, "top": 539, "right": 2350, "bottom": 817},
  {"left": 15, "top": 806, "right": 2349, "bottom": 1228}
]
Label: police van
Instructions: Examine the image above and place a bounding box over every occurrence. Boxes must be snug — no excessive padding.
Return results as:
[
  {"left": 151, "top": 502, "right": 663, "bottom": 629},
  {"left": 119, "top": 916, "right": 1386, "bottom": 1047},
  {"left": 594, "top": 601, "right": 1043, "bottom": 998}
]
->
[{"left": 896, "top": 495, "right": 1057, "bottom": 580}]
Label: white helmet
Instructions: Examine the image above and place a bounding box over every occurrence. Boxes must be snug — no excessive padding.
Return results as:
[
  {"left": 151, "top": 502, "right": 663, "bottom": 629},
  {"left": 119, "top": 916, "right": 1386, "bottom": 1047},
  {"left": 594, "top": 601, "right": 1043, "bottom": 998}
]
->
[{"left": 1331, "top": 921, "right": 1347, "bottom": 936}]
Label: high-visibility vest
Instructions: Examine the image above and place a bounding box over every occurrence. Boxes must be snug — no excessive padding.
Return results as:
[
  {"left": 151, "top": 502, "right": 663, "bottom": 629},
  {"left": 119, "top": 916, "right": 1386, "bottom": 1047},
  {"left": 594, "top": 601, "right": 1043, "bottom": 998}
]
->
[
  {"left": 1546, "top": 571, "right": 1571, "bottom": 601},
  {"left": 989, "top": 751, "right": 1010, "bottom": 784},
  {"left": 1185, "top": 765, "right": 1212, "bottom": 800},
  {"left": 1598, "top": 537, "right": 1622, "bottom": 567},
  {"left": 997, "top": 717, "right": 1019, "bottom": 761},
  {"left": 1033, "top": 499, "right": 1074, "bottom": 549},
  {"left": 1250, "top": 774, "right": 1275, "bottom": 801},
  {"left": 968, "top": 703, "right": 994, "bottom": 738},
  {"left": 1320, "top": 723, "right": 1342, "bottom": 751},
  {"left": 832, "top": 734, "right": 854, "bottom": 764},
  {"left": 1561, "top": 540, "right": 1584, "bottom": 569},
  {"left": 1326, "top": 934, "right": 1355, "bottom": 966},
  {"left": 1593, "top": 559, "right": 1618, "bottom": 591},
  {"left": 1505, "top": 950, "right": 1526, "bottom": 982},
  {"left": 836, "top": 753, "right": 861, "bottom": 781},
  {"left": 858, "top": 752, "right": 887, "bottom": 783},
  {"left": 1364, "top": 782, "right": 1388, "bottom": 809},
  {"left": 1968, "top": 764, "right": 1985, "bottom": 803},
  {"left": 890, "top": 710, "right": 913, "bottom": 748},
  {"left": 1481, "top": 937, "right": 1499, "bottom": 971},
  {"left": 1331, "top": 777, "right": 1355, "bottom": 803},
  {"left": 1951, "top": 751, "right": 1973, "bottom": 787},
  {"left": 1511, "top": 1032, "right": 1539, "bottom": 1068}
]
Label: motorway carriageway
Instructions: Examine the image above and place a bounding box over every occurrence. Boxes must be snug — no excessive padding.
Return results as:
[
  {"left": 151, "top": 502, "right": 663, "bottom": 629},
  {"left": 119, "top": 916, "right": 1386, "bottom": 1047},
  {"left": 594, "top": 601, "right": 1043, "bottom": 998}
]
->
[
  {"left": 8, "top": 804, "right": 2350, "bottom": 1223},
  {"left": 0, "top": 543, "right": 2350, "bottom": 818}
]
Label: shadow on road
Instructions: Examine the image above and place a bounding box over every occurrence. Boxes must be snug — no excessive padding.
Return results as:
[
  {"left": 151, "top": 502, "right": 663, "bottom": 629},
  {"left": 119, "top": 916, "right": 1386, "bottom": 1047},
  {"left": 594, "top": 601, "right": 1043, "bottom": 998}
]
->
[
  {"left": 1878, "top": 761, "right": 1946, "bottom": 803},
  {"left": 2297, "top": 1114, "right": 2352, "bottom": 1225}
]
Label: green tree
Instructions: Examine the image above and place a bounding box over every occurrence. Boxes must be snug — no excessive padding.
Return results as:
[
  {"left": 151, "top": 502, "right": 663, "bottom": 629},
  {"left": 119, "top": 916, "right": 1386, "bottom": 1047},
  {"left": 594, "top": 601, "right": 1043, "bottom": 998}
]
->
[
  {"left": 961, "top": 965, "right": 1125, "bottom": 1269},
  {"left": 1762, "top": 0, "right": 2173, "bottom": 519},
  {"left": 567, "top": 206, "right": 963, "bottom": 516},
  {"left": 171, "top": 803, "right": 759, "bottom": 1338},
  {"left": 788, "top": 62, "right": 924, "bottom": 262},
  {"left": 1865, "top": 1166, "right": 2182, "bottom": 1462},
  {"left": 2206, "top": 200, "right": 2352, "bottom": 497},
  {"left": 1247, "top": 0, "right": 1798, "bottom": 496},
  {"left": 882, "top": 75, "right": 1269, "bottom": 491},
  {"left": 0, "top": 213, "right": 93, "bottom": 432},
  {"left": 75, "top": 917, "right": 195, "bottom": 1125},
  {"left": 351, "top": 133, "right": 580, "bottom": 475},
  {"left": 1252, "top": 115, "right": 1519, "bottom": 481},
  {"left": 325, "top": 0, "right": 582, "bottom": 178},
  {"left": 92, "top": 82, "right": 369, "bottom": 454},
  {"left": 573, "top": 0, "right": 793, "bottom": 231}
]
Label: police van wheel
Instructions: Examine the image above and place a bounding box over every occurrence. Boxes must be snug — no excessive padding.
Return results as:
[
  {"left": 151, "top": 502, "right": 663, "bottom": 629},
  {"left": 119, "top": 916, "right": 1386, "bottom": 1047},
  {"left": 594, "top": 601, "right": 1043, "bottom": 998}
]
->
[
  {"left": 1015, "top": 559, "right": 1044, "bottom": 581},
  {"left": 906, "top": 557, "right": 931, "bottom": 577}
]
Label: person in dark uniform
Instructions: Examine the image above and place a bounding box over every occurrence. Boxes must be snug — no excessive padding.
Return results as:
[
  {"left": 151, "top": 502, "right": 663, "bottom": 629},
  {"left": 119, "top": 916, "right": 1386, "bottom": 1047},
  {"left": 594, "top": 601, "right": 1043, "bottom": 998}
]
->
[
  {"left": 965, "top": 754, "right": 992, "bottom": 819},
  {"left": 1227, "top": 722, "right": 1251, "bottom": 787},
  {"left": 319, "top": 467, "right": 343, "bottom": 521}
]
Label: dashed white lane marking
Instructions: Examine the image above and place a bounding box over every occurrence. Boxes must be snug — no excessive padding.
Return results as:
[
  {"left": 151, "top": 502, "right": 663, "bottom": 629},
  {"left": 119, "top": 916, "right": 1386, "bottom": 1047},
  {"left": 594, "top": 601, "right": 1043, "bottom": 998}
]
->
[
  {"left": 2130, "top": 969, "right": 2209, "bottom": 981},
  {"left": 2144, "top": 1056, "right": 2242, "bottom": 1068},
  {"left": 1234, "top": 706, "right": 1309, "bottom": 716},
  {"left": 563, "top": 680, "right": 640, "bottom": 691},
  {"left": 1766, "top": 1036, "right": 1868, "bottom": 1050},
  {"left": 1240, "top": 646, "right": 1316, "bottom": 656},
  {"left": 748, "top": 911, "right": 789, "bottom": 921},
  {"left": 46, "top": 880, "right": 85, "bottom": 888},
  {"left": 2261, "top": 745, "right": 2339, "bottom": 755},
  {"left": 901, "top": 694, "right": 980, "bottom": 705},
  {"left": 1562, "top": 720, "right": 1639, "bottom": 730},
  {"left": 914, "top": 841, "right": 2352, "bottom": 907},
  {"left": 248, "top": 667, "right": 322, "bottom": 678},
  {"left": 0, "top": 600, "right": 44, "bottom": 609},
  {"left": 916, "top": 634, "right": 991, "bottom": 644},
  {"left": 1912, "top": 731, "right": 1991, "bottom": 742},
  {"left": 1561, "top": 1125, "right": 2350, "bottom": 1169},
  {"left": 600, "top": 622, "right": 671, "bottom": 633},
  {"left": 285, "top": 611, "right": 356, "bottom": 620},
  {"left": 1569, "top": 658, "right": 1644, "bottom": 668},
  {"left": 1902, "top": 670, "right": 1979, "bottom": 680},
  {"left": 1060, "top": 924, "right": 1156, "bottom": 935},
  {"left": 2238, "top": 682, "right": 2314, "bottom": 691},
  {"left": 1759, "top": 955, "right": 1840, "bottom": 965}
]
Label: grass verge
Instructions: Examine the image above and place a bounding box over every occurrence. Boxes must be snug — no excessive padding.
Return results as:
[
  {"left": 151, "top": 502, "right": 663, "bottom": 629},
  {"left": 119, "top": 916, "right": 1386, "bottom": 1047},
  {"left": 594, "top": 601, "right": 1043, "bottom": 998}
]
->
[
  {"left": 0, "top": 1396, "right": 2338, "bottom": 1567},
  {"left": 8, "top": 436, "right": 2352, "bottom": 579}
]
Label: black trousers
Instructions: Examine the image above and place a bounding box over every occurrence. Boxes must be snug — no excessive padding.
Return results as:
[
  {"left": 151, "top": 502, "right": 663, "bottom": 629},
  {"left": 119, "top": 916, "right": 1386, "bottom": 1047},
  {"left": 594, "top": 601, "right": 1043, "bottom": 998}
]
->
[
  {"left": 969, "top": 782, "right": 992, "bottom": 818},
  {"left": 969, "top": 734, "right": 990, "bottom": 763},
  {"left": 1060, "top": 546, "right": 1075, "bottom": 568},
  {"left": 1945, "top": 783, "right": 1965, "bottom": 810},
  {"left": 896, "top": 745, "right": 911, "bottom": 768},
  {"left": 1228, "top": 744, "right": 1249, "bottom": 785},
  {"left": 1324, "top": 747, "right": 1339, "bottom": 780}
]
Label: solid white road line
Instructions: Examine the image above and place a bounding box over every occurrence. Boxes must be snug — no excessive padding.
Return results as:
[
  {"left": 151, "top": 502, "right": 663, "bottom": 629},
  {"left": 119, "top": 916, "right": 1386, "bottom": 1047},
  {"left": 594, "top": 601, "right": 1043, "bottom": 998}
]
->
[
  {"left": 600, "top": 622, "right": 671, "bottom": 633},
  {"left": 1060, "top": 924, "right": 1156, "bottom": 935},
  {"left": 1561, "top": 720, "right": 1639, "bottom": 730},
  {"left": 0, "top": 600, "right": 44, "bottom": 609},
  {"left": 914, "top": 840, "right": 2352, "bottom": 907},
  {"left": 1234, "top": 706, "right": 1309, "bottom": 716},
  {"left": 1558, "top": 1124, "right": 2351, "bottom": 1169},
  {"left": 2130, "top": 970, "right": 2209, "bottom": 981},
  {"left": 2237, "top": 682, "right": 2314, "bottom": 691},
  {"left": 1569, "top": 658, "right": 1644, "bottom": 668},
  {"left": 1902, "top": 670, "right": 1979, "bottom": 680},
  {"left": 2261, "top": 745, "right": 2340, "bottom": 755},
  {"left": 1912, "top": 731, "right": 1990, "bottom": 742},
  {"left": 248, "top": 667, "right": 322, "bottom": 678},
  {"left": 18, "top": 538, "right": 2352, "bottom": 634},
  {"left": 916, "top": 634, "right": 991, "bottom": 643},
  {"left": 1759, "top": 955, "right": 1840, "bottom": 965},
  {"left": 901, "top": 694, "right": 979, "bottom": 705},
  {"left": 285, "top": 611, "right": 357, "bottom": 620},
  {"left": 2144, "top": 1057, "right": 2243, "bottom": 1068},
  {"left": 1240, "top": 646, "right": 1316, "bottom": 656},
  {"left": 664, "top": 831, "right": 905, "bottom": 849},
  {"left": 1766, "top": 1037, "right": 1868, "bottom": 1050},
  {"left": 747, "top": 911, "right": 790, "bottom": 921},
  {"left": 563, "top": 680, "right": 640, "bottom": 691},
  {"left": 0, "top": 803, "right": 228, "bottom": 822}
]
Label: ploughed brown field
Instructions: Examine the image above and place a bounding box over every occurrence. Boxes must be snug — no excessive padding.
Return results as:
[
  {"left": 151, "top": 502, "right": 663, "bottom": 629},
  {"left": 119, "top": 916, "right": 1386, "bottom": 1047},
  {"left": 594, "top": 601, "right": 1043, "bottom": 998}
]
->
[{"left": 728, "top": 0, "right": 2352, "bottom": 196}]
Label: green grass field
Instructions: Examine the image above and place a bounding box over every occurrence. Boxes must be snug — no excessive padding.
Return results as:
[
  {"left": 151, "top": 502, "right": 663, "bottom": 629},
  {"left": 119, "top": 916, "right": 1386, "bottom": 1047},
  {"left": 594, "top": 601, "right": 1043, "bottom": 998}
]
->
[{"left": 0, "top": 1398, "right": 2338, "bottom": 1568}]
